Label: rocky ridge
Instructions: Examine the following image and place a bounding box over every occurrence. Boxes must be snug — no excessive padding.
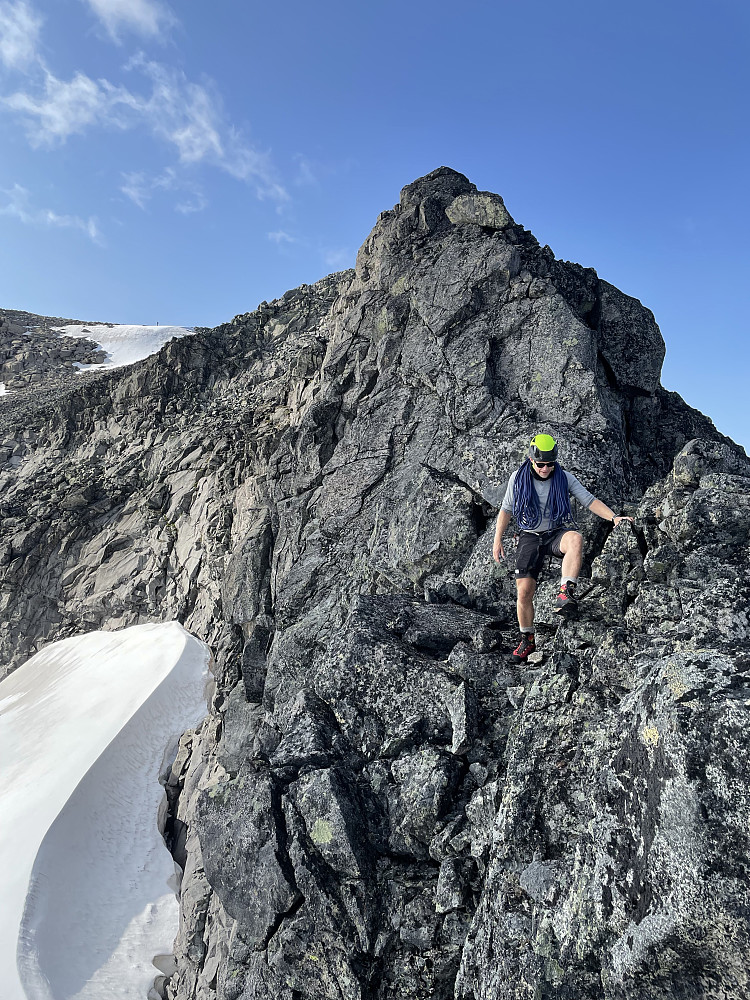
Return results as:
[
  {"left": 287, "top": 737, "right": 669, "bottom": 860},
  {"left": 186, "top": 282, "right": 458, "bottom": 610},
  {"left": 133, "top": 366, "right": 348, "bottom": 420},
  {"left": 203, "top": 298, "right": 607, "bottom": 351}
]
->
[
  {"left": 0, "top": 307, "right": 108, "bottom": 395},
  {"left": 1, "top": 168, "right": 748, "bottom": 999}
]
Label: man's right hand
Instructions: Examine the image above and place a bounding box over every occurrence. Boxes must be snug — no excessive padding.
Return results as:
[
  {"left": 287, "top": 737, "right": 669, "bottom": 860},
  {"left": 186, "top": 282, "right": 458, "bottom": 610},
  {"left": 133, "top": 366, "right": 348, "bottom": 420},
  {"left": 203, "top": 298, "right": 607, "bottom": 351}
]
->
[{"left": 493, "top": 541, "right": 506, "bottom": 563}]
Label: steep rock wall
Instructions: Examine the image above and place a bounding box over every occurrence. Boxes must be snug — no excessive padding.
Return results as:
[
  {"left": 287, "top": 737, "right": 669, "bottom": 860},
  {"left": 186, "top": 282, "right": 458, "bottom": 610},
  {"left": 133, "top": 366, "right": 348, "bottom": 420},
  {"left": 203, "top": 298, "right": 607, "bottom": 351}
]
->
[{"left": 1, "top": 168, "right": 747, "bottom": 999}]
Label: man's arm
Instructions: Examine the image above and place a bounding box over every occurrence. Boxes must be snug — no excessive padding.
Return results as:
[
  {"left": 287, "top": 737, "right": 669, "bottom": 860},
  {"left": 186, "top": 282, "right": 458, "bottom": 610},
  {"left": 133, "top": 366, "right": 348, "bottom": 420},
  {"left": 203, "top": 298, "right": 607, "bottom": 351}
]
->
[
  {"left": 588, "top": 498, "right": 633, "bottom": 526},
  {"left": 493, "top": 509, "right": 512, "bottom": 562}
]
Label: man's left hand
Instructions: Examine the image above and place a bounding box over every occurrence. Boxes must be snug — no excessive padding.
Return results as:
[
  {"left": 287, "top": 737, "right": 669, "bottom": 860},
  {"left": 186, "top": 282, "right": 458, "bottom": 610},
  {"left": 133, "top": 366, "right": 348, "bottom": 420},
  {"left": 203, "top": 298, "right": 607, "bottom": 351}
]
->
[{"left": 613, "top": 515, "right": 634, "bottom": 525}]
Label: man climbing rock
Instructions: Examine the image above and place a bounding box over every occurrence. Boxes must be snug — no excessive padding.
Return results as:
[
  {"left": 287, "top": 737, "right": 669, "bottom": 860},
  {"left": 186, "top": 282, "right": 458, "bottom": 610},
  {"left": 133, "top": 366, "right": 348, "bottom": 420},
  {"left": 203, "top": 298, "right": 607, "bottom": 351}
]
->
[{"left": 492, "top": 434, "right": 633, "bottom": 663}]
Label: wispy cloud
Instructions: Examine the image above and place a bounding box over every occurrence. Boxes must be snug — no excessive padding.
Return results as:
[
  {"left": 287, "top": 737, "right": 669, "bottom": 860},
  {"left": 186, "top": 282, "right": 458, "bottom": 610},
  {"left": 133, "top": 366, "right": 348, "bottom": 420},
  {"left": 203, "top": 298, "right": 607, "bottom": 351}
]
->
[
  {"left": 0, "top": 183, "right": 102, "bottom": 242},
  {"left": 120, "top": 170, "right": 153, "bottom": 210},
  {"left": 291, "top": 152, "right": 358, "bottom": 188},
  {"left": 0, "top": 0, "right": 42, "bottom": 70},
  {"left": 130, "top": 56, "right": 224, "bottom": 163},
  {"left": 266, "top": 229, "right": 353, "bottom": 273},
  {"left": 267, "top": 230, "right": 297, "bottom": 244},
  {"left": 82, "top": 0, "right": 176, "bottom": 41},
  {"left": 323, "top": 247, "right": 352, "bottom": 270},
  {"left": 292, "top": 154, "right": 316, "bottom": 187},
  {"left": 3, "top": 56, "right": 288, "bottom": 201},
  {"left": 4, "top": 69, "right": 136, "bottom": 141},
  {"left": 130, "top": 58, "right": 288, "bottom": 201},
  {"left": 175, "top": 191, "right": 207, "bottom": 214},
  {"left": 121, "top": 166, "right": 207, "bottom": 213}
]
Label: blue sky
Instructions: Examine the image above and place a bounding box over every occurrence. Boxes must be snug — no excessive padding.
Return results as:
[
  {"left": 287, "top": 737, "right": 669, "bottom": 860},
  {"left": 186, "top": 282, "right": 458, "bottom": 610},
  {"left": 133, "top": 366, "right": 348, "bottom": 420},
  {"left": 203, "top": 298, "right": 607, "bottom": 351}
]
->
[{"left": 0, "top": 0, "right": 748, "bottom": 450}]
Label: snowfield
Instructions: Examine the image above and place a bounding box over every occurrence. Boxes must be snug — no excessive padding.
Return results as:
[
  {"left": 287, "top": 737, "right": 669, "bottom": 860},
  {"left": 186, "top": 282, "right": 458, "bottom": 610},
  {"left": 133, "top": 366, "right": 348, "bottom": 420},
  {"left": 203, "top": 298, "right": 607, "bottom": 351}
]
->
[
  {"left": 54, "top": 324, "right": 195, "bottom": 370},
  {"left": 0, "top": 622, "right": 211, "bottom": 1000}
]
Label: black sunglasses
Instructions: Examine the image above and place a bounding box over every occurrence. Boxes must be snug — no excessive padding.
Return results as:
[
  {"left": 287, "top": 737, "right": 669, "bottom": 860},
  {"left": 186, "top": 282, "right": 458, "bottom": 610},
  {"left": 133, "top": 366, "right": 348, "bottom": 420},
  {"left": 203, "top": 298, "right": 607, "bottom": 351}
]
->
[{"left": 534, "top": 461, "right": 555, "bottom": 468}]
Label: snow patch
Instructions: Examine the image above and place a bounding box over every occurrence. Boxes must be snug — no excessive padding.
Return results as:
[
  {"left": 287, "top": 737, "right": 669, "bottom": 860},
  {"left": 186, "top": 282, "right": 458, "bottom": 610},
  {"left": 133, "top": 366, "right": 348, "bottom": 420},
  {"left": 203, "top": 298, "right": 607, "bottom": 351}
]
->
[
  {"left": 0, "top": 622, "right": 211, "bottom": 1000},
  {"left": 53, "top": 324, "right": 195, "bottom": 370}
]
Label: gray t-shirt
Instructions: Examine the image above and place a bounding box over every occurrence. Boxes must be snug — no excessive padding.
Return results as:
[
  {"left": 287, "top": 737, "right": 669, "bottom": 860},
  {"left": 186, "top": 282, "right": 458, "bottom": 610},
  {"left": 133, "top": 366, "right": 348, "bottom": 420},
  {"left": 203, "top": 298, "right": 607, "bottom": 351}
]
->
[{"left": 501, "top": 469, "right": 596, "bottom": 533}]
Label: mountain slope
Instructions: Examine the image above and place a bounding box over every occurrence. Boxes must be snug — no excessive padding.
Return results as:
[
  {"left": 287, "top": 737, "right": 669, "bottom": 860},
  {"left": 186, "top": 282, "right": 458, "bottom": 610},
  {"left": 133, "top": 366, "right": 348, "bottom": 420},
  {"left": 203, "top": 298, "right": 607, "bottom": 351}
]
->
[{"left": 1, "top": 168, "right": 748, "bottom": 999}]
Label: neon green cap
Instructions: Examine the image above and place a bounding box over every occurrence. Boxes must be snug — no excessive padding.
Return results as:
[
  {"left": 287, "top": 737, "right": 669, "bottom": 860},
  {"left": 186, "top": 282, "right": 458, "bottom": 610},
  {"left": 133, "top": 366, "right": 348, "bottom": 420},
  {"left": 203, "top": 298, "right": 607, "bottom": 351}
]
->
[{"left": 531, "top": 433, "right": 556, "bottom": 452}]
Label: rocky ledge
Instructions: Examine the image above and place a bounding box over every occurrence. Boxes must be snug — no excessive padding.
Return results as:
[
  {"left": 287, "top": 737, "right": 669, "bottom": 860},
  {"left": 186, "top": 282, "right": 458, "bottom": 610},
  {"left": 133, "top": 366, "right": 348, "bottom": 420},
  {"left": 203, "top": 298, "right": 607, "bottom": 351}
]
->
[{"left": 1, "top": 168, "right": 748, "bottom": 999}]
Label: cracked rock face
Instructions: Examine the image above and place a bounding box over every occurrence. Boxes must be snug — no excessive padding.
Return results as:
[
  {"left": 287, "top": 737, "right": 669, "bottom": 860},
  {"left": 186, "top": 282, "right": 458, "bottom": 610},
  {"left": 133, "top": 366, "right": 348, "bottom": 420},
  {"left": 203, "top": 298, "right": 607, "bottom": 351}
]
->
[{"left": 1, "top": 167, "right": 748, "bottom": 999}]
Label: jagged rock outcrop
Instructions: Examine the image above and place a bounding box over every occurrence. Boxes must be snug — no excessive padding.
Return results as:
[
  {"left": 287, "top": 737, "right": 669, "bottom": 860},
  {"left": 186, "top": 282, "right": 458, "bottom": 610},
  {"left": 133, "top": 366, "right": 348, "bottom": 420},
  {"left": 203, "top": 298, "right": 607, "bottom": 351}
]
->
[{"left": 2, "top": 168, "right": 748, "bottom": 999}]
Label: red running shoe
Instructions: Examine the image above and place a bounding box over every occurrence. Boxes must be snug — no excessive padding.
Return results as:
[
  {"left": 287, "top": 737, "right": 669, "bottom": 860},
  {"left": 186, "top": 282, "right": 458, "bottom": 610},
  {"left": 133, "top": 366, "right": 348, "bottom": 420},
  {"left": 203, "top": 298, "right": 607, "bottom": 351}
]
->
[
  {"left": 554, "top": 582, "right": 578, "bottom": 615},
  {"left": 511, "top": 632, "right": 536, "bottom": 663}
]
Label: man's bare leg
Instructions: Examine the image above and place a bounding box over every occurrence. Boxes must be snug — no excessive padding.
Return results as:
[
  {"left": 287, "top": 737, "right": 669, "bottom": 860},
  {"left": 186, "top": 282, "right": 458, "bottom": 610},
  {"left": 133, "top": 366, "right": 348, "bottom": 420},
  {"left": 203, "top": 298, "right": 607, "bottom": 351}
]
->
[
  {"left": 516, "top": 577, "right": 536, "bottom": 632},
  {"left": 558, "top": 530, "right": 583, "bottom": 581},
  {"left": 555, "top": 530, "right": 583, "bottom": 613}
]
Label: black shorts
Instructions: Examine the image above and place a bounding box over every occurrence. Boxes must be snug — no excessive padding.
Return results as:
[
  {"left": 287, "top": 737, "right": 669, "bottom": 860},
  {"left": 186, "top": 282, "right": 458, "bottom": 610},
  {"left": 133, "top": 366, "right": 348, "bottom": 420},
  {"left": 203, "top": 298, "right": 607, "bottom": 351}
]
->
[{"left": 515, "top": 527, "right": 570, "bottom": 581}]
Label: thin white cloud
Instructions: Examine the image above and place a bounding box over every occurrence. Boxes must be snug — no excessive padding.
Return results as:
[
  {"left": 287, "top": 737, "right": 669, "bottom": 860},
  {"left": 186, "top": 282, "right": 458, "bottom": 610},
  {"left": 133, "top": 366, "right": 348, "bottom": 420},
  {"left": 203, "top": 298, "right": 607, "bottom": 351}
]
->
[
  {"left": 3, "top": 57, "right": 288, "bottom": 202},
  {"left": 82, "top": 0, "right": 175, "bottom": 41},
  {"left": 0, "top": 0, "right": 42, "bottom": 70},
  {"left": 121, "top": 166, "right": 207, "bottom": 213},
  {"left": 291, "top": 152, "right": 358, "bottom": 188},
  {"left": 131, "top": 57, "right": 224, "bottom": 164},
  {"left": 268, "top": 230, "right": 297, "bottom": 244},
  {"left": 4, "top": 69, "right": 136, "bottom": 142},
  {"left": 0, "top": 183, "right": 102, "bottom": 243},
  {"left": 120, "top": 170, "right": 151, "bottom": 209},
  {"left": 323, "top": 247, "right": 352, "bottom": 270},
  {"left": 266, "top": 232, "right": 352, "bottom": 270},
  {"left": 292, "top": 153, "right": 316, "bottom": 186},
  {"left": 175, "top": 192, "right": 206, "bottom": 214},
  {"left": 130, "top": 58, "right": 288, "bottom": 201}
]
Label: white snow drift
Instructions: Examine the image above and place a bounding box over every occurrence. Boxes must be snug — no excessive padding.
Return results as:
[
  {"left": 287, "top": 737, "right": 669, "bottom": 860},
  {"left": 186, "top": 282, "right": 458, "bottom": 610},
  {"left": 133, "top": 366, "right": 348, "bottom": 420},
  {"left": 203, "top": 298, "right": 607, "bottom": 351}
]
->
[
  {"left": 54, "top": 324, "right": 195, "bottom": 370},
  {"left": 0, "top": 622, "right": 211, "bottom": 1000}
]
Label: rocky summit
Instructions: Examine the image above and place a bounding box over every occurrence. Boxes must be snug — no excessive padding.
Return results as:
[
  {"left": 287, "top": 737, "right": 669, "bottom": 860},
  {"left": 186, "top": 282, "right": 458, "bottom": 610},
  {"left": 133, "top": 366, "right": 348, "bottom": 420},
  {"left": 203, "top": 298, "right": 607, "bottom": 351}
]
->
[{"left": 2, "top": 166, "right": 749, "bottom": 999}]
